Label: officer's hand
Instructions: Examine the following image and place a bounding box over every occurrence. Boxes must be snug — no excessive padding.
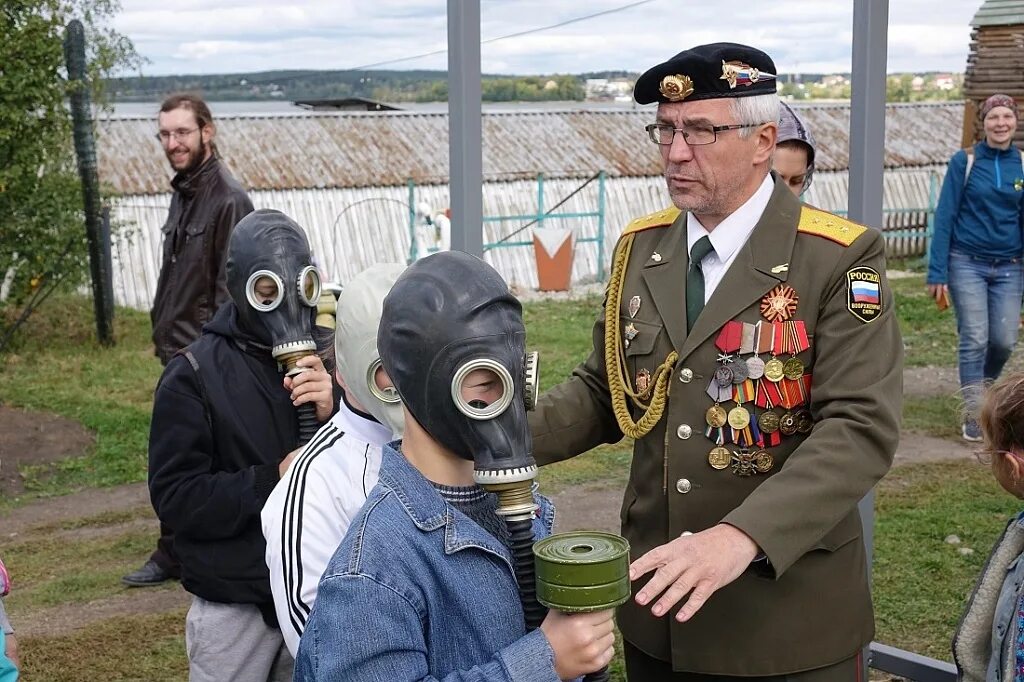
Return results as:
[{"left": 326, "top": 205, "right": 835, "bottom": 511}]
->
[
  {"left": 283, "top": 355, "right": 334, "bottom": 422},
  {"left": 539, "top": 609, "right": 615, "bottom": 680},
  {"left": 630, "top": 523, "right": 758, "bottom": 623},
  {"left": 926, "top": 283, "right": 947, "bottom": 303}
]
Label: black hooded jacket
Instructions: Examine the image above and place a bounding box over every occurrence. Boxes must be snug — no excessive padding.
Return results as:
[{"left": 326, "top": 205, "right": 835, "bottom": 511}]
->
[{"left": 148, "top": 301, "right": 300, "bottom": 620}]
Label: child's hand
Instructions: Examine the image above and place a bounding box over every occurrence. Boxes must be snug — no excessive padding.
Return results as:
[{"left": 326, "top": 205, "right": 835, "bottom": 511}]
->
[
  {"left": 540, "top": 608, "right": 615, "bottom": 680},
  {"left": 283, "top": 355, "right": 334, "bottom": 422},
  {"left": 0, "top": 557, "right": 9, "bottom": 597}
]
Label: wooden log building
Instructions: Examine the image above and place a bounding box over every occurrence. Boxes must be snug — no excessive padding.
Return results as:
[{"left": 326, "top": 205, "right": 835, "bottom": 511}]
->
[{"left": 963, "top": 0, "right": 1024, "bottom": 145}]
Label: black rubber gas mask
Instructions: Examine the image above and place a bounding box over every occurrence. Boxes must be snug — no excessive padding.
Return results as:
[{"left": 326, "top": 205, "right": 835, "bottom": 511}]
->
[
  {"left": 226, "top": 209, "right": 321, "bottom": 365},
  {"left": 378, "top": 251, "right": 540, "bottom": 486}
]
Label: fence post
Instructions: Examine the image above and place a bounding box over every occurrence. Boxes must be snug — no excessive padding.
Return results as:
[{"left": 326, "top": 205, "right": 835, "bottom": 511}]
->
[
  {"left": 597, "top": 171, "right": 607, "bottom": 282},
  {"left": 64, "top": 19, "right": 114, "bottom": 346},
  {"left": 407, "top": 178, "right": 417, "bottom": 264}
]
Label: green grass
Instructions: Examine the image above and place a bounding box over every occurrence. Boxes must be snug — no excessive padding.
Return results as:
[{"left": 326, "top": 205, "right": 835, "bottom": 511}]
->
[
  {"left": 902, "top": 394, "right": 962, "bottom": 440},
  {"left": 21, "top": 609, "right": 188, "bottom": 682},
  {"left": 4, "top": 529, "right": 157, "bottom": 610},
  {"left": 891, "top": 275, "right": 959, "bottom": 368},
  {"left": 0, "top": 296, "right": 162, "bottom": 502},
  {"left": 874, "top": 459, "right": 1018, "bottom": 660}
]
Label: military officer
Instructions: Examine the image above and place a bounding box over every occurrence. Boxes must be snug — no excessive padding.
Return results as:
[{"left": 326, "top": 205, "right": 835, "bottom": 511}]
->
[{"left": 529, "top": 42, "right": 902, "bottom": 680}]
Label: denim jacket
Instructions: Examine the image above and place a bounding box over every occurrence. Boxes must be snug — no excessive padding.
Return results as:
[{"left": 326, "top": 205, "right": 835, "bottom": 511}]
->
[
  {"left": 294, "top": 444, "right": 561, "bottom": 682},
  {"left": 954, "top": 511, "right": 1024, "bottom": 682}
]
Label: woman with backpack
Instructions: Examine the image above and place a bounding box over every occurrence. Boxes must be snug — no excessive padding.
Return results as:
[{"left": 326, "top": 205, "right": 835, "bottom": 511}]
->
[{"left": 927, "top": 94, "right": 1024, "bottom": 443}]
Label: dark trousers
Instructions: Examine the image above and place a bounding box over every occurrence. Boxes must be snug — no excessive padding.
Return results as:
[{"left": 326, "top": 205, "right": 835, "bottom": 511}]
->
[
  {"left": 623, "top": 641, "right": 861, "bottom": 682},
  {"left": 150, "top": 521, "right": 181, "bottom": 577}
]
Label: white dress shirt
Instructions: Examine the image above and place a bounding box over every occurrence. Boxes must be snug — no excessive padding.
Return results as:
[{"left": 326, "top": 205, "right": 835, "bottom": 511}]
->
[{"left": 686, "top": 174, "right": 775, "bottom": 303}]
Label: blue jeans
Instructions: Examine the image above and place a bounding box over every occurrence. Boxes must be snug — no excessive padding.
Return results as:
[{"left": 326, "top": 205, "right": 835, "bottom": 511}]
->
[{"left": 948, "top": 250, "right": 1024, "bottom": 415}]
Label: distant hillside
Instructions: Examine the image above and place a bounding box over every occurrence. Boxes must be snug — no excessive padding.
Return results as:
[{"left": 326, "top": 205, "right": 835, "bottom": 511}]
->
[{"left": 109, "top": 69, "right": 585, "bottom": 103}]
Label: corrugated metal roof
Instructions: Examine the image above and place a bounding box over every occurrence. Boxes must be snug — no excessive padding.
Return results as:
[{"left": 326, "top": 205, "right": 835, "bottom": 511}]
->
[
  {"left": 97, "top": 102, "right": 964, "bottom": 195},
  {"left": 971, "top": 0, "right": 1024, "bottom": 26}
]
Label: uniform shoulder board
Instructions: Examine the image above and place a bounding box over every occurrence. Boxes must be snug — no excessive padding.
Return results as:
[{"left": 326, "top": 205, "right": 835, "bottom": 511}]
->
[
  {"left": 622, "top": 206, "right": 681, "bottom": 237},
  {"left": 797, "top": 206, "right": 867, "bottom": 247}
]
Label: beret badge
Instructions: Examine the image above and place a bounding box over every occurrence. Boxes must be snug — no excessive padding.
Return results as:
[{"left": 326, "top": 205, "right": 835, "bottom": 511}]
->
[
  {"left": 659, "top": 74, "right": 694, "bottom": 102},
  {"left": 721, "top": 60, "right": 775, "bottom": 89}
]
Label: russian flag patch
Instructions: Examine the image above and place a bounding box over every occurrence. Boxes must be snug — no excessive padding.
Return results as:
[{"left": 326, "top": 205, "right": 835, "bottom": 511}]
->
[{"left": 847, "top": 266, "right": 883, "bottom": 323}]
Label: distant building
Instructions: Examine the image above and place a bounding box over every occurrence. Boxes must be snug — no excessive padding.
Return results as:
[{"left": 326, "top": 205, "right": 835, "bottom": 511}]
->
[
  {"left": 96, "top": 102, "right": 962, "bottom": 310},
  {"left": 293, "top": 97, "right": 401, "bottom": 112},
  {"left": 584, "top": 78, "right": 633, "bottom": 101}
]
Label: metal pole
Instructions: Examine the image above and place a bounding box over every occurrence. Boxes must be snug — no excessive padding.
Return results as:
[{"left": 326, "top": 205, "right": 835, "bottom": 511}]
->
[
  {"left": 447, "top": 0, "right": 483, "bottom": 256},
  {"left": 849, "top": 1, "right": 888, "bottom": 678},
  {"left": 849, "top": 0, "right": 889, "bottom": 568},
  {"left": 407, "top": 178, "right": 417, "bottom": 263}
]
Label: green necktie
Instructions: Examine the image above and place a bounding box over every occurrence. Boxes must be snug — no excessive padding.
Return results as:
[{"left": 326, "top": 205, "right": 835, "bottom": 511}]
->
[{"left": 686, "top": 236, "right": 715, "bottom": 333}]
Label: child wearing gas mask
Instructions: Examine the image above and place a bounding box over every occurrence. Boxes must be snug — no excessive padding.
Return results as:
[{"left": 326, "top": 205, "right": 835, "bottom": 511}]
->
[
  {"left": 148, "top": 210, "right": 335, "bottom": 682},
  {"left": 294, "top": 251, "right": 614, "bottom": 681},
  {"left": 262, "top": 263, "right": 406, "bottom": 657},
  {"left": 954, "top": 372, "right": 1024, "bottom": 679}
]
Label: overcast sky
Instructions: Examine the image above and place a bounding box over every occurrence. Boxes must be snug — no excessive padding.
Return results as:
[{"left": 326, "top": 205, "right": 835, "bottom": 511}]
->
[{"left": 114, "top": 0, "right": 978, "bottom": 78}]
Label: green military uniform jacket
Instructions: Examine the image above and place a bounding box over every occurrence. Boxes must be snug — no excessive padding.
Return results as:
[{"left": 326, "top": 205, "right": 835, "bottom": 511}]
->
[{"left": 529, "top": 176, "right": 903, "bottom": 675}]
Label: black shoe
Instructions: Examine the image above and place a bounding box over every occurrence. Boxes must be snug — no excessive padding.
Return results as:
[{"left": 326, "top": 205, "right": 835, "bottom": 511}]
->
[{"left": 122, "top": 559, "right": 173, "bottom": 587}]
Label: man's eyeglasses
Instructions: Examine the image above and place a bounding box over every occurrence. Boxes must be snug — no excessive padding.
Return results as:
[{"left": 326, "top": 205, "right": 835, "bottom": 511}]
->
[
  {"left": 155, "top": 127, "right": 200, "bottom": 143},
  {"left": 645, "top": 122, "right": 768, "bottom": 146}
]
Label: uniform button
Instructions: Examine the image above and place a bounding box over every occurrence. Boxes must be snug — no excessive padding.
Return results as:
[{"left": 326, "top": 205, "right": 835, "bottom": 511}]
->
[
  {"left": 679, "top": 368, "right": 694, "bottom": 383},
  {"left": 676, "top": 424, "right": 692, "bottom": 440},
  {"left": 675, "top": 478, "right": 692, "bottom": 494}
]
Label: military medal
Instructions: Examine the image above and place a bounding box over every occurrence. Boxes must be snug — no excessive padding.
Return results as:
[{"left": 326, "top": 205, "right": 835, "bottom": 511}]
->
[
  {"left": 624, "top": 323, "right": 638, "bottom": 349},
  {"left": 708, "top": 446, "right": 731, "bottom": 470},
  {"left": 715, "top": 364, "right": 734, "bottom": 387},
  {"left": 757, "top": 410, "right": 780, "bottom": 434},
  {"left": 796, "top": 410, "right": 814, "bottom": 434},
  {"left": 728, "top": 405, "right": 750, "bottom": 430},
  {"left": 782, "top": 357, "right": 805, "bottom": 381},
  {"left": 706, "top": 404, "right": 728, "bottom": 428},
  {"left": 628, "top": 295, "right": 641, "bottom": 318},
  {"left": 752, "top": 449, "right": 774, "bottom": 473},
  {"left": 636, "top": 368, "right": 651, "bottom": 394},
  {"left": 779, "top": 411, "right": 799, "bottom": 436},
  {"left": 763, "top": 357, "right": 785, "bottom": 382},
  {"left": 729, "top": 357, "right": 748, "bottom": 384},
  {"left": 731, "top": 449, "right": 756, "bottom": 477},
  {"left": 760, "top": 285, "right": 799, "bottom": 322},
  {"left": 746, "top": 355, "right": 765, "bottom": 380}
]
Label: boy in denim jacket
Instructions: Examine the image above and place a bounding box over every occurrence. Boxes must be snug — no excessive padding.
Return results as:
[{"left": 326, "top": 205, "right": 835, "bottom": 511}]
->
[{"left": 295, "top": 251, "right": 614, "bottom": 681}]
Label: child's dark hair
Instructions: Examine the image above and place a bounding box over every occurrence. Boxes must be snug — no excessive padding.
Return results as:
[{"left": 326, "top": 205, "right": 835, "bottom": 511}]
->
[{"left": 978, "top": 372, "right": 1024, "bottom": 467}]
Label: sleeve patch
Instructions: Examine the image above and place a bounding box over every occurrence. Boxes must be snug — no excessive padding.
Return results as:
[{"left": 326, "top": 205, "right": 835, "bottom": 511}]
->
[{"left": 847, "top": 266, "right": 882, "bottom": 323}]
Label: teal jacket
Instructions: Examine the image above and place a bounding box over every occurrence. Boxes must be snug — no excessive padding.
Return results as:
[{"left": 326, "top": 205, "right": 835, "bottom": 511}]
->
[{"left": 928, "top": 142, "right": 1024, "bottom": 284}]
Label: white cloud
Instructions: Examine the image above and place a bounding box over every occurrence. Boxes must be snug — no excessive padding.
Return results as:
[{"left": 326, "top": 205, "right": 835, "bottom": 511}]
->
[{"left": 113, "top": 0, "right": 977, "bottom": 77}]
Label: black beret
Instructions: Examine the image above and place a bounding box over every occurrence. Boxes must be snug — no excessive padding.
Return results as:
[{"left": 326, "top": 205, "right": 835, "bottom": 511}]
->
[{"left": 634, "top": 42, "right": 778, "bottom": 105}]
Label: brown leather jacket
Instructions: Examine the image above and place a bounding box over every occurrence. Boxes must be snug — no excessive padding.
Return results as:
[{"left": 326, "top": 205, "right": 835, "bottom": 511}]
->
[{"left": 150, "top": 156, "right": 253, "bottom": 365}]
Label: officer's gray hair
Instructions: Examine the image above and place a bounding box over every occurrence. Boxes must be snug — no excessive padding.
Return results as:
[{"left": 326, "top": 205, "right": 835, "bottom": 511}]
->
[{"left": 731, "top": 94, "right": 781, "bottom": 139}]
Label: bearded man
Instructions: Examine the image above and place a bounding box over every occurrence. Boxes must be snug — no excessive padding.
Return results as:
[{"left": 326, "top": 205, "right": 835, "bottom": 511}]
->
[{"left": 123, "top": 93, "right": 255, "bottom": 588}]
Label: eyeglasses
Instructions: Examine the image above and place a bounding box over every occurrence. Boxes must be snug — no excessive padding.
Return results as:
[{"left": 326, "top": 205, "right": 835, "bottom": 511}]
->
[
  {"left": 155, "top": 127, "right": 200, "bottom": 143},
  {"left": 645, "top": 122, "right": 768, "bottom": 146}
]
